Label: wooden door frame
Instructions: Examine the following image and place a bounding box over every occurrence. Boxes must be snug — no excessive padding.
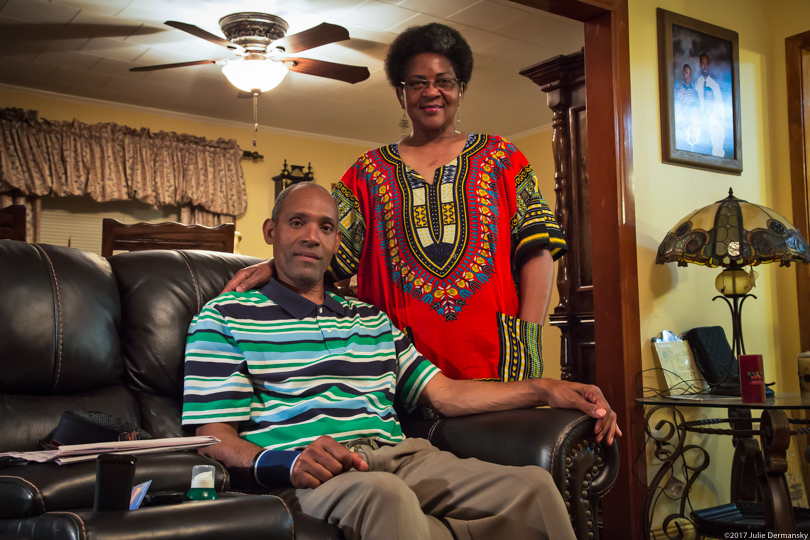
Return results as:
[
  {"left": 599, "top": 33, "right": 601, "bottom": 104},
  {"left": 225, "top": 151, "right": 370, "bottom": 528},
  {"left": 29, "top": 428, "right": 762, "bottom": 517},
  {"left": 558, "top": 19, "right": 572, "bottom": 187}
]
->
[
  {"left": 786, "top": 31, "right": 810, "bottom": 353},
  {"left": 509, "top": 1, "right": 644, "bottom": 539}
]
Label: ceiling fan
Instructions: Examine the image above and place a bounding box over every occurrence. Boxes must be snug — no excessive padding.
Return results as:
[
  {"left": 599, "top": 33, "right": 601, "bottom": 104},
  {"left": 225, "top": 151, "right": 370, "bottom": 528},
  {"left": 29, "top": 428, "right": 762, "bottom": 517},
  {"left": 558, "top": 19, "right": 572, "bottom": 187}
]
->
[{"left": 129, "top": 12, "right": 370, "bottom": 92}]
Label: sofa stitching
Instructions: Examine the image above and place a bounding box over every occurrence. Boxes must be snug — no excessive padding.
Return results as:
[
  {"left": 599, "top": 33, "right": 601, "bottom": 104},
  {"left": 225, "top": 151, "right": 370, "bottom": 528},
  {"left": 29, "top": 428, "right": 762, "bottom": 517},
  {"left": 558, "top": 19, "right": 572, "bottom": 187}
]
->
[
  {"left": 426, "top": 419, "right": 442, "bottom": 442},
  {"left": 34, "top": 244, "right": 63, "bottom": 390},
  {"left": 274, "top": 494, "right": 295, "bottom": 540},
  {"left": 1, "top": 475, "right": 46, "bottom": 514},
  {"left": 596, "top": 476, "right": 617, "bottom": 498},
  {"left": 551, "top": 417, "right": 583, "bottom": 473},
  {"left": 179, "top": 252, "right": 201, "bottom": 313},
  {"left": 48, "top": 511, "right": 87, "bottom": 539},
  {"left": 590, "top": 441, "right": 618, "bottom": 498}
]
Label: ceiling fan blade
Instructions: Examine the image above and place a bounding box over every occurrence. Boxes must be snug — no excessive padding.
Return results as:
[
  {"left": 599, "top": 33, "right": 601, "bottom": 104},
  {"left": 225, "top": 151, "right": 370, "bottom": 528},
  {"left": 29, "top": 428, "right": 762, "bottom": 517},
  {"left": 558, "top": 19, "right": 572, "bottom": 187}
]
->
[
  {"left": 0, "top": 23, "right": 151, "bottom": 41},
  {"left": 272, "top": 23, "right": 349, "bottom": 54},
  {"left": 165, "top": 21, "right": 243, "bottom": 52},
  {"left": 285, "top": 58, "right": 370, "bottom": 84},
  {"left": 130, "top": 59, "right": 226, "bottom": 72}
]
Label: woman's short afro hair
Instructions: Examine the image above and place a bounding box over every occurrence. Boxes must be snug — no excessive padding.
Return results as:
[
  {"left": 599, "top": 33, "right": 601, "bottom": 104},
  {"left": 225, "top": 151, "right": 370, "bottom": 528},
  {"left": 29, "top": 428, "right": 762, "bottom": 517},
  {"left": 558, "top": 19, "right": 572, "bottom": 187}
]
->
[{"left": 384, "top": 23, "right": 474, "bottom": 88}]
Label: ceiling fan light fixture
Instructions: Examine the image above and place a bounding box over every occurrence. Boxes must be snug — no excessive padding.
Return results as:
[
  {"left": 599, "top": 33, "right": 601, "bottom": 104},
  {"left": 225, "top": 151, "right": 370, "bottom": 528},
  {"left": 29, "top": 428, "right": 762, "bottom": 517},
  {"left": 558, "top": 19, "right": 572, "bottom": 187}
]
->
[{"left": 222, "top": 57, "right": 288, "bottom": 92}]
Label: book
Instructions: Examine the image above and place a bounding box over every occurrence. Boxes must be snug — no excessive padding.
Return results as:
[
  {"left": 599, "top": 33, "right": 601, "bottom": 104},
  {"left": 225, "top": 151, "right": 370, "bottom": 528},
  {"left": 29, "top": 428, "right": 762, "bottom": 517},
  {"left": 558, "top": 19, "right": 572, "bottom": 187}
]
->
[{"left": 651, "top": 333, "right": 708, "bottom": 395}]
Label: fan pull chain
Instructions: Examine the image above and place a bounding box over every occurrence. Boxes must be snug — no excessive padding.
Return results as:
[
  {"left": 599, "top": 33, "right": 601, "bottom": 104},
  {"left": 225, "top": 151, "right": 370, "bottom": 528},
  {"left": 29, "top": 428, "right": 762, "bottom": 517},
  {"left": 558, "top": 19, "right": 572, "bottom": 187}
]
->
[{"left": 253, "top": 91, "right": 259, "bottom": 147}]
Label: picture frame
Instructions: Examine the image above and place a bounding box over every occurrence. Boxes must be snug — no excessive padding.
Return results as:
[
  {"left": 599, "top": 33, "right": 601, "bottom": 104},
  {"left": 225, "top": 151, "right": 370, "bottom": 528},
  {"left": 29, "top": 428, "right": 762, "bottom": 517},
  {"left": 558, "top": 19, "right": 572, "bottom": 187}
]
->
[
  {"left": 657, "top": 8, "right": 742, "bottom": 174},
  {"left": 651, "top": 330, "right": 707, "bottom": 395}
]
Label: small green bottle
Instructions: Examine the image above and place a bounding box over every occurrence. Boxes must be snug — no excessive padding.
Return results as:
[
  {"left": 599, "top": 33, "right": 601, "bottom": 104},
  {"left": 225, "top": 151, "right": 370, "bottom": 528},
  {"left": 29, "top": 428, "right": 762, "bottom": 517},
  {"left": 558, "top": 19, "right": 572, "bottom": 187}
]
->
[{"left": 186, "top": 464, "right": 218, "bottom": 501}]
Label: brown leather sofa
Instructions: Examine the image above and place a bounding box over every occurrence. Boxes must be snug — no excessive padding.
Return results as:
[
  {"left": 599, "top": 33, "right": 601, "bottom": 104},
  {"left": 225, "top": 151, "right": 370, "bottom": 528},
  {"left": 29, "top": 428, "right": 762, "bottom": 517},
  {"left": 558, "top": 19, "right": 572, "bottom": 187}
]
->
[{"left": 0, "top": 240, "right": 619, "bottom": 540}]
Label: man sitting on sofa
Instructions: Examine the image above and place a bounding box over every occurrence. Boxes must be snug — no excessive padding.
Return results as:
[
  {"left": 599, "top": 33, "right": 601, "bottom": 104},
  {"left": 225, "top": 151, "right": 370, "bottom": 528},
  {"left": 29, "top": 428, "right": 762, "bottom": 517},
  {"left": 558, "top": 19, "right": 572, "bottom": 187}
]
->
[{"left": 181, "top": 182, "right": 620, "bottom": 540}]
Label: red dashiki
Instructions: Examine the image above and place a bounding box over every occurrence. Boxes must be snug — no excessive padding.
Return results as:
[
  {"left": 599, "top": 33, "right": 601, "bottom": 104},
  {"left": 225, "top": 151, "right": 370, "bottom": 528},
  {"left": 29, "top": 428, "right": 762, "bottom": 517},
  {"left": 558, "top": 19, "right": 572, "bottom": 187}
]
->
[{"left": 328, "top": 134, "right": 567, "bottom": 381}]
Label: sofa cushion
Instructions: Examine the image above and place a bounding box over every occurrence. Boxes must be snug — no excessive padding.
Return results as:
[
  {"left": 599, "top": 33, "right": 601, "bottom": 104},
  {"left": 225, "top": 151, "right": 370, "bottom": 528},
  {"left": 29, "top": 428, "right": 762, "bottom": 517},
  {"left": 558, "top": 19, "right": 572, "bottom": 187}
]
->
[
  {"left": 108, "top": 250, "right": 260, "bottom": 438},
  {"left": 0, "top": 241, "right": 131, "bottom": 452},
  {"left": 1, "top": 494, "right": 295, "bottom": 540},
  {"left": 0, "top": 241, "right": 121, "bottom": 395}
]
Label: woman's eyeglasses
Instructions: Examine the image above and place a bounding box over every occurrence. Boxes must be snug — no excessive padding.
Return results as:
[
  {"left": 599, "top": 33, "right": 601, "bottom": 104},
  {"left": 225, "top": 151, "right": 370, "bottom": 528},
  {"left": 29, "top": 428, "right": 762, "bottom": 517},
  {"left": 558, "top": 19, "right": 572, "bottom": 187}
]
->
[{"left": 401, "top": 78, "right": 459, "bottom": 92}]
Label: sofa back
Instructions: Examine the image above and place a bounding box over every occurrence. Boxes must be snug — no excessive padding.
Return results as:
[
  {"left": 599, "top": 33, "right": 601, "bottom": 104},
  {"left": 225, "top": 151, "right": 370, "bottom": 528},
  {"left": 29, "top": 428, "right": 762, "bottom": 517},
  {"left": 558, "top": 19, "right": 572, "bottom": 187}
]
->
[
  {"left": 0, "top": 239, "right": 259, "bottom": 451},
  {"left": 0, "top": 241, "right": 130, "bottom": 451},
  {"left": 109, "top": 249, "right": 260, "bottom": 438}
]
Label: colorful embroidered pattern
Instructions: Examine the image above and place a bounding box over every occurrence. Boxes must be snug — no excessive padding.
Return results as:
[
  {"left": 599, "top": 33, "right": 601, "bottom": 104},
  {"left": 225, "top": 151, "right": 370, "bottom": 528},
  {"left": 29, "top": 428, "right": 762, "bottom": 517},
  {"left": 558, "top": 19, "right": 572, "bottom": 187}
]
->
[
  {"left": 496, "top": 312, "right": 543, "bottom": 381},
  {"left": 329, "top": 134, "right": 568, "bottom": 380},
  {"left": 370, "top": 135, "right": 501, "bottom": 321},
  {"left": 331, "top": 180, "right": 365, "bottom": 279},
  {"left": 510, "top": 164, "right": 566, "bottom": 264}
]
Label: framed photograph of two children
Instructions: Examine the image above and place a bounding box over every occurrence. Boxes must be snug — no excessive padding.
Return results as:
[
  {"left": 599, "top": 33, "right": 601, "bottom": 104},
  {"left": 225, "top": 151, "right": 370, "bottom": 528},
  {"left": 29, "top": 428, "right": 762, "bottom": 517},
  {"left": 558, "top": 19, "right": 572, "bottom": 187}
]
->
[{"left": 657, "top": 8, "right": 742, "bottom": 174}]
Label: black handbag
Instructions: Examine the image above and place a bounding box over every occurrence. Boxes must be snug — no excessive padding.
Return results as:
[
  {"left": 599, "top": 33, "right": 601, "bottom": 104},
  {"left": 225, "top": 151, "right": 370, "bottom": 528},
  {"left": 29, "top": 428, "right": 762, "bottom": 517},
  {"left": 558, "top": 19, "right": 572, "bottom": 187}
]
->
[
  {"left": 41, "top": 410, "right": 151, "bottom": 448},
  {"left": 686, "top": 326, "right": 741, "bottom": 396},
  {"left": 686, "top": 326, "right": 773, "bottom": 397}
]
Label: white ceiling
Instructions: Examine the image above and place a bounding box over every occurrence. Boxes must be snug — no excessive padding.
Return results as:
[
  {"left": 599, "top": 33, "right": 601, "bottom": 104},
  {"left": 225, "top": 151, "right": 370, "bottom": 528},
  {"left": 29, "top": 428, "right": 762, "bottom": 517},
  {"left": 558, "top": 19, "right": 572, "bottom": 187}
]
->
[{"left": 0, "top": 0, "right": 583, "bottom": 145}]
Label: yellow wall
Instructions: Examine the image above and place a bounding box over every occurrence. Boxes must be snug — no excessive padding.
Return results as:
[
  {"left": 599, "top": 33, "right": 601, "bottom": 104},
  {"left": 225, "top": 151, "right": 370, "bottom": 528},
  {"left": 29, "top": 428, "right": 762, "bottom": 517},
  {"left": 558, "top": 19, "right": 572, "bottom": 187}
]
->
[
  {"left": 0, "top": 87, "right": 370, "bottom": 259},
  {"left": 513, "top": 128, "right": 562, "bottom": 381},
  {"left": 629, "top": 0, "right": 809, "bottom": 525}
]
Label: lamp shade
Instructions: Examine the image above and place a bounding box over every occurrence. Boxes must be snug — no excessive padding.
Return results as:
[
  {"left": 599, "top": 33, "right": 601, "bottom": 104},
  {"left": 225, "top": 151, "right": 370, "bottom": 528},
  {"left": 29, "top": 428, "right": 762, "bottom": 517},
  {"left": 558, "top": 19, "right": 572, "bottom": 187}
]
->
[
  {"left": 655, "top": 189, "right": 809, "bottom": 268},
  {"left": 222, "top": 56, "right": 288, "bottom": 93}
]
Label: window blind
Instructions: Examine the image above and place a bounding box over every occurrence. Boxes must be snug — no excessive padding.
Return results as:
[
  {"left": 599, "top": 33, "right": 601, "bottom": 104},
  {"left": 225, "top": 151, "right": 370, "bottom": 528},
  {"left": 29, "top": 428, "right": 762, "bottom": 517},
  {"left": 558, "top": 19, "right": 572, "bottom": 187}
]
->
[{"left": 39, "top": 196, "right": 179, "bottom": 256}]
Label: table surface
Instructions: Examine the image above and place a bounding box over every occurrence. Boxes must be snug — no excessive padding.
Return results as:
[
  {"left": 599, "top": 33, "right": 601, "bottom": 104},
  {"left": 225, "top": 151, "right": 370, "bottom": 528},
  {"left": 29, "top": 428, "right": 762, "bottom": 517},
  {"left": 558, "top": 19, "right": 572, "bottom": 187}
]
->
[{"left": 636, "top": 393, "right": 810, "bottom": 410}]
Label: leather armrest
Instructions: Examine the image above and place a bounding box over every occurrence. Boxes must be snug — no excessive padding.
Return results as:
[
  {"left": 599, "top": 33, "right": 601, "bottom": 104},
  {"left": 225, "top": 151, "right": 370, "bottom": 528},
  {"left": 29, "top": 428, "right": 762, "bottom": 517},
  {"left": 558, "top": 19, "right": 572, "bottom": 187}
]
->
[
  {"left": 403, "top": 408, "right": 620, "bottom": 540},
  {"left": 2, "top": 494, "right": 294, "bottom": 540},
  {"left": 0, "top": 452, "right": 227, "bottom": 518},
  {"left": 410, "top": 408, "right": 619, "bottom": 493}
]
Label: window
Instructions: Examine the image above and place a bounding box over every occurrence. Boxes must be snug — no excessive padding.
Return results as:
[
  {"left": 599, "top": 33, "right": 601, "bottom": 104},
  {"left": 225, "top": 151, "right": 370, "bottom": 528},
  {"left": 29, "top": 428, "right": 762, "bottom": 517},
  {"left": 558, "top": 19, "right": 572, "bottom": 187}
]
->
[{"left": 39, "top": 196, "right": 179, "bottom": 256}]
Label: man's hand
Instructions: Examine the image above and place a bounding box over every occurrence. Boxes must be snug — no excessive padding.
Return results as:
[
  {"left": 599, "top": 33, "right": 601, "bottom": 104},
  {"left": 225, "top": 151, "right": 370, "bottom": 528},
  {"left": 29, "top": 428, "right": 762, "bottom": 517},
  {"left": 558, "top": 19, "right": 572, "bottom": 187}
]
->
[
  {"left": 291, "top": 436, "right": 369, "bottom": 489},
  {"left": 540, "top": 379, "right": 622, "bottom": 445},
  {"left": 220, "top": 260, "right": 275, "bottom": 294}
]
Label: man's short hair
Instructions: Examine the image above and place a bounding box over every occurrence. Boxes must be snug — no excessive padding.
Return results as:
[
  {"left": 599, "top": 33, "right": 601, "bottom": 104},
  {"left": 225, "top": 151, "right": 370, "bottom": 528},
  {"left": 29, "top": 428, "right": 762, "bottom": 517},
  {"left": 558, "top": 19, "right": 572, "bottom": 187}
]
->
[
  {"left": 699, "top": 53, "right": 709, "bottom": 63},
  {"left": 271, "top": 182, "right": 332, "bottom": 222}
]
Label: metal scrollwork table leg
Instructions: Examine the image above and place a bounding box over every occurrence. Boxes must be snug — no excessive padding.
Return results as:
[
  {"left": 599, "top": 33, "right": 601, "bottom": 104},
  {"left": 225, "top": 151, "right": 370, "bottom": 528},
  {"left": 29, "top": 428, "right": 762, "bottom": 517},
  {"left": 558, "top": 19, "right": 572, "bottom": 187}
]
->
[
  {"left": 643, "top": 405, "right": 810, "bottom": 538},
  {"left": 642, "top": 405, "right": 710, "bottom": 540}
]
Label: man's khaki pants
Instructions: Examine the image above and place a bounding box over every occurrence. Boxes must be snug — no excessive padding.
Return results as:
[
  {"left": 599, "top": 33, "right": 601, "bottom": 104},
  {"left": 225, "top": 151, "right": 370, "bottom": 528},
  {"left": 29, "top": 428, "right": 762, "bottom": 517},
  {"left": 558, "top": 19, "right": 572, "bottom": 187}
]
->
[{"left": 271, "top": 438, "right": 576, "bottom": 540}]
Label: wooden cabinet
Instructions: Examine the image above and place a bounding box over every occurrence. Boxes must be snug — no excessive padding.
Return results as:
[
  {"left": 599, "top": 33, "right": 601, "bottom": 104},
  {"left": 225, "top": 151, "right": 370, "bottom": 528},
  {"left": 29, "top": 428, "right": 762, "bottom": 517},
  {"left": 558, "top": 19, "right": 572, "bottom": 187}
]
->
[{"left": 520, "top": 51, "right": 595, "bottom": 384}]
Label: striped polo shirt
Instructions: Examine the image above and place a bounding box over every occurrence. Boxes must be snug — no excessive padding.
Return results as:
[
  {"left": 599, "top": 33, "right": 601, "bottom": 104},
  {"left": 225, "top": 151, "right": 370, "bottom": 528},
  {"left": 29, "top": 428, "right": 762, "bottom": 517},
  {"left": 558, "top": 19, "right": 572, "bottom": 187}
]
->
[{"left": 181, "top": 278, "right": 441, "bottom": 451}]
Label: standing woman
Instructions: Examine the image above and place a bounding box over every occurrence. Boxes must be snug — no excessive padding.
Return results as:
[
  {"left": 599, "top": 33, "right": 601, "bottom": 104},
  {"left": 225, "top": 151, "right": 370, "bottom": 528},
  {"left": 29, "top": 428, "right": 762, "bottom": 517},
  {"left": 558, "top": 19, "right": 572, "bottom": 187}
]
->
[{"left": 226, "top": 23, "right": 567, "bottom": 382}]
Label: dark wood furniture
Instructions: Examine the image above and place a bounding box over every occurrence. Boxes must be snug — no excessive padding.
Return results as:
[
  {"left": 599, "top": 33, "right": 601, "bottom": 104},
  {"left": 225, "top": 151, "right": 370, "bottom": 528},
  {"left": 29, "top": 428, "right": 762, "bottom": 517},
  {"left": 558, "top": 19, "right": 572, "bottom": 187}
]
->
[
  {"left": 786, "top": 30, "right": 810, "bottom": 354},
  {"left": 520, "top": 50, "right": 595, "bottom": 384},
  {"left": 0, "top": 204, "right": 26, "bottom": 241},
  {"left": 101, "top": 219, "right": 235, "bottom": 257}
]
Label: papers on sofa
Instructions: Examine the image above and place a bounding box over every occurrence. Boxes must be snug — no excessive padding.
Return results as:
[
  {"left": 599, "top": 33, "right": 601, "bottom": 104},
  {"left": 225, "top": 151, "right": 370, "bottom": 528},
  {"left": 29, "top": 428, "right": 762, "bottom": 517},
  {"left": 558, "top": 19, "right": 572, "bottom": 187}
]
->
[{"left": 0, "top": 436, "right": 219, "bottom": 465}]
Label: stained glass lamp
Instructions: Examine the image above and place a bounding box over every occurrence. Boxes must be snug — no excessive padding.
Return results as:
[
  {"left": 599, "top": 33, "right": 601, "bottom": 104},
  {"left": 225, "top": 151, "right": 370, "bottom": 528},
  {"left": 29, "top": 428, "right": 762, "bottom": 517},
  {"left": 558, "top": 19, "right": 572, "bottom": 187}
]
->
[{"left": 656, "top": 188, "right": 809, "bottom": 357}]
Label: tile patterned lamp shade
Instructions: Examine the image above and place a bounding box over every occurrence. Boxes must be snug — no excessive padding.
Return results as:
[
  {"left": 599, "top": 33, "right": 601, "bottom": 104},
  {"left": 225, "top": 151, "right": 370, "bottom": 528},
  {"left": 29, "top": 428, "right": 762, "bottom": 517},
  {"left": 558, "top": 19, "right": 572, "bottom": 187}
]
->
[
  {"left": 656, "top": 188, "right": 809, "bottom": 269},
  {"left": 656, "top": 188, "right": 809, "bottom": 356}
]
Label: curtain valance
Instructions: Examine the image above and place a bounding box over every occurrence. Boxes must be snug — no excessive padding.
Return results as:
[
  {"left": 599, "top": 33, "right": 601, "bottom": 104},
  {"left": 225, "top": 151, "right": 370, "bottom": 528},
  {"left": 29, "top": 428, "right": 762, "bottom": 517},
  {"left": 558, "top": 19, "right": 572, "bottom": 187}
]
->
[{"left": 0, "top": 108, "right": 247, "bottom": 225}]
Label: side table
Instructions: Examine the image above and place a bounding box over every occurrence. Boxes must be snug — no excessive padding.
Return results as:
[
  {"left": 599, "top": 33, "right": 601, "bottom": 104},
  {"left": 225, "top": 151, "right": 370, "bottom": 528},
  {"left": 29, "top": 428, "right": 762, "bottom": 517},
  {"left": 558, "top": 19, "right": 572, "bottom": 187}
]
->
[{"left": 637, "top": 394, "right": 810, "bottom": 538}]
